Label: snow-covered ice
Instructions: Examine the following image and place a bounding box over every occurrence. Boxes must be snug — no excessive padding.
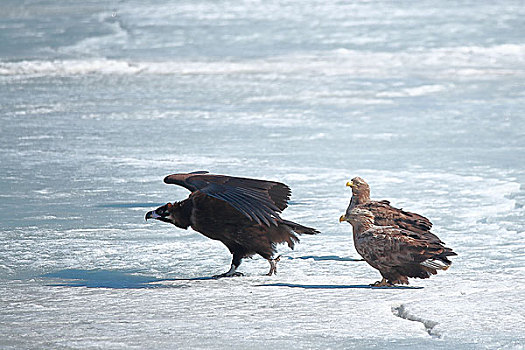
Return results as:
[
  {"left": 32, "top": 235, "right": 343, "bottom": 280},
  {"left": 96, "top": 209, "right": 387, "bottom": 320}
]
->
[{"left": 1, "top": 0, "right": 524, "bottom": 348}]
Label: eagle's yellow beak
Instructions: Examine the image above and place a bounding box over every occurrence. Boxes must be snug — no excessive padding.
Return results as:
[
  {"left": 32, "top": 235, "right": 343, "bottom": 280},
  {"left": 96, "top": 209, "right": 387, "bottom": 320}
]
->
[
  {"left": 346, "top": 181, "right": 355, "bottom": 188},
  {"left": 339, "top": 214, "right": 346, "bottom": 223}
]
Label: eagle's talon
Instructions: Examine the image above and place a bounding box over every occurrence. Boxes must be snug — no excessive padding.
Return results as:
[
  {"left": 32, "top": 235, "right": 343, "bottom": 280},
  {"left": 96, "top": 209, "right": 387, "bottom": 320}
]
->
[{"left": 370, "top": 278, "right": 393, "bottom": 287}]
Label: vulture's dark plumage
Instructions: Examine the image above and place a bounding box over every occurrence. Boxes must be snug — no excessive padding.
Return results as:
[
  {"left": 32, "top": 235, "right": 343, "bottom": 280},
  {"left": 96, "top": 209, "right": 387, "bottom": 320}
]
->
[
  {"left": 146, "top": 171, "right": 319, "bottom": 277},
  {"left": 344, "top": 208, "right": 456, "bottom": 286}
]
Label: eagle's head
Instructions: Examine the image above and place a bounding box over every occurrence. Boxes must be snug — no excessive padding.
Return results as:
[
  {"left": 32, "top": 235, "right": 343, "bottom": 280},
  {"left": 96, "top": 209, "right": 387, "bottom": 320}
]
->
[
  {"left": 339, "top": 208, "right": 374, "bottom": 226},
  {"left": 346, "top": 176, "right": 369, "bottom": 193},
  {"left": 145, "top": 202, "right": 191, "bottom": 229},
  {"left": 345, "top": 176, "right": 370, "bottom": 203},
  {"left": 349, "top": 208, "right": 374, "bottom": 223}
]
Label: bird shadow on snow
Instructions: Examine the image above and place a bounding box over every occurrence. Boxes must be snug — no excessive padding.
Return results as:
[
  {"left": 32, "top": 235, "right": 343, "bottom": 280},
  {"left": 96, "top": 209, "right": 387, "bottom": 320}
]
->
[
  {"left": 41, "top": 269, "right": 423, "bottom": 290},
  {"left": 274, "top": 256, "right": 422, "bottom": 288},
  {"left": 258, "top": 283, "right": 423, "bottom": 290},
  {"left": 40, "top": 269, "right": 202, "bottom": 289},
  {"left": 287, "top": 255, "right": 364, "bottom": 262}
]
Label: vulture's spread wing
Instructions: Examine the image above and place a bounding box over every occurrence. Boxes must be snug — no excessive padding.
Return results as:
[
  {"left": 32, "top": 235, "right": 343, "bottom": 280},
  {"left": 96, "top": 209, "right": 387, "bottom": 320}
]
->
[{"left": 164, "top": 172, "right": 291, "bottom": 226}]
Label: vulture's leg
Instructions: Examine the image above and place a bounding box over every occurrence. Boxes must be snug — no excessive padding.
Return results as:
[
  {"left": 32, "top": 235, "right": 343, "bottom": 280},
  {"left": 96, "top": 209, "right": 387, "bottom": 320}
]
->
[
  {"left": 370, "top": 278, "right": 394, "bottom": 287},
  {"left": 266, "top": 255, "right": 281, "bottom": 276},
  {"left": 214, "top": 253, "right": 244, "bottom": 278}
]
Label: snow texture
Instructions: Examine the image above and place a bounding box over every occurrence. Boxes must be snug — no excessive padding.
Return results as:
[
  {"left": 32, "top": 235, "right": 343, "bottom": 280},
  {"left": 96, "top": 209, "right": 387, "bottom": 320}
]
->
[{"left": 1, "top": 0, "right": 524, "bottom": 349}]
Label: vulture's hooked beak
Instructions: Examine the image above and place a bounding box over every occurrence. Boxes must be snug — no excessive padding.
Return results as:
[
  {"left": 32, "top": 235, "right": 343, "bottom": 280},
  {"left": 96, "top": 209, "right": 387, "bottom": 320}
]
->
[
  {"left": 339, "top": 214, "right": 347, "bottom": 223},
  {"left": 346, "top": 181, "right": 355, "bottom": 188},
  {"left": 145, "top": 210, "right": 161, "bottom": 221}
]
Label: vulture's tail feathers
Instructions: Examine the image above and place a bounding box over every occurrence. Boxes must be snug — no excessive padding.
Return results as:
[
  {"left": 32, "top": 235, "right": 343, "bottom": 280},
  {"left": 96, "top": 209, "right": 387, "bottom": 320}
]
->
[{"left": 281, "top": 219, "right": 320, "bottom": 235}]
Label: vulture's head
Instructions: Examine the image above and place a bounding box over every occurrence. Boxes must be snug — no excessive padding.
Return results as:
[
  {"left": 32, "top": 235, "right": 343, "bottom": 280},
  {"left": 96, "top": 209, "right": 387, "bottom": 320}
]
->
[
  {"left": 145, "top": 202, "right": 191, "bottom": 229},
  {"left": 346, "top": 177, "right": 370, "bottom": 202},
  {"left": 145, "top": 203, "right": 174, "bottom": 223},
  {"left": 339, "top": 208, "right": 374, "bottom": 226}
]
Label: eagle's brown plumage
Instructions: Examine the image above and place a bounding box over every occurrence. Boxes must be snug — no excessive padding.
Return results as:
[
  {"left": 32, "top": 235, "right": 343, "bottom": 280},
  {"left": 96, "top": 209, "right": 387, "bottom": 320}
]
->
[
  {"left": 345, "top": 208, "right": 456, "bottom": 286},
  {"left": 341, "top": 177, "right": 434, "bottom": 237},
  {"left": 146, "top": 171, "right": 319, "bottom": 277}
]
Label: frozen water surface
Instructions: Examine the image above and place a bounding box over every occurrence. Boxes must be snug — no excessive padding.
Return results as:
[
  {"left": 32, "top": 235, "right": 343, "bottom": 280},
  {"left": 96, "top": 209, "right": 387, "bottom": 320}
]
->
[{"left": 1, "top": 0, "right": 524, "bottom": 349}]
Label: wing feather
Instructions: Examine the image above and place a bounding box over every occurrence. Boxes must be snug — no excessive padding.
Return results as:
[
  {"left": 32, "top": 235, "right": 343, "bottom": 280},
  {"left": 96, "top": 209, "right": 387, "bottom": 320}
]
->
[
  {"left": 217, "top": 189, "right": 272, "bottom": 226},
  {"left": 163, "top": 172, "right": 289, "bottom": 226},
  {"left": 359, "top": 201, "right": 433, "bottom": 235},
  {"left": 216, "top": 191, "right": 266, "bottom": 225},
  {"left": 358, "top": 227, "right": 455, "bottom": 270}
]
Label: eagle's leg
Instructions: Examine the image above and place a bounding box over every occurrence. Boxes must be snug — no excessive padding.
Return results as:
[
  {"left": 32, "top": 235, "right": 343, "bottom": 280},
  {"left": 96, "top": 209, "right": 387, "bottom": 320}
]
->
[
  {"left": 370, "top": 278, "right": 394, "bottom": 287},
  {"left": 214, "top": 253, "right": 244, "bottom": 278},
  {"left": 266, "top": 255, "right": 281, "bottom": 276}
]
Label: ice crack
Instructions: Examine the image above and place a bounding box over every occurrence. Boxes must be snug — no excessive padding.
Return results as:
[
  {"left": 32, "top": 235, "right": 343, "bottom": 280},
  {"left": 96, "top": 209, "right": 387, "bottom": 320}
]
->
[{"left": 392, "top": 304, "right": 441, "bottom": 338}]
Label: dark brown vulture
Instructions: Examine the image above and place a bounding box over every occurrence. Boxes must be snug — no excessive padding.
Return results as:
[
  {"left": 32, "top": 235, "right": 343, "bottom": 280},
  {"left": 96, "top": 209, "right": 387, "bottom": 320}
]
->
[
  {"left": 145, "top": 171, "right": 319, "bottom": 277},
  {"left": 344, "top": 208, "right": 456, "bottom": 286},
  {"left": 340, "top": 177, "right": 435, "bottom": 238}
]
